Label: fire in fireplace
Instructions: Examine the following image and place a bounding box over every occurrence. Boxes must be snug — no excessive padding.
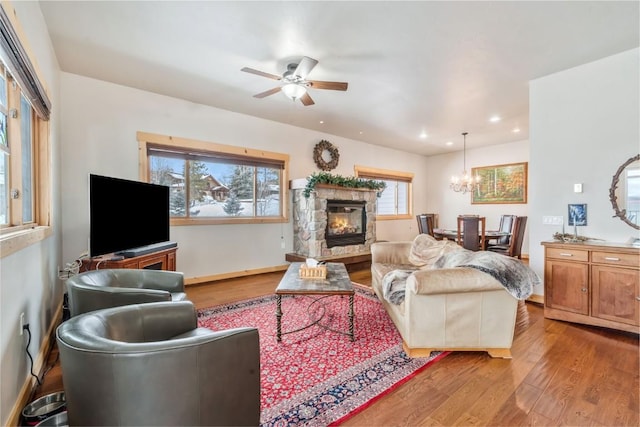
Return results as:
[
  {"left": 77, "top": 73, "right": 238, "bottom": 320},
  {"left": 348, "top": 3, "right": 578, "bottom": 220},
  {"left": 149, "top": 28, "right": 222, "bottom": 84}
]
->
[{"left": 326, "top": 200, "right": 366, "bottom": 248}]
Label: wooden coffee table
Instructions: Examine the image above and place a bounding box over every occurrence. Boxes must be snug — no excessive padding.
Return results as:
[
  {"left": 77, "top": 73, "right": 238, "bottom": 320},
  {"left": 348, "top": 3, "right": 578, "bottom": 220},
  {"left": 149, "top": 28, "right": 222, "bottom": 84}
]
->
[{"left": 275, "top": 262, "right": 355, "bottom": 341}]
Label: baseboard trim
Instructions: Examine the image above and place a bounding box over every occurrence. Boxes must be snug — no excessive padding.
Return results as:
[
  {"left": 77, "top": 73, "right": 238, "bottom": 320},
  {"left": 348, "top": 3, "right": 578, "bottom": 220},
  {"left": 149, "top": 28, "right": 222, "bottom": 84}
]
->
[
  {"left": 527, "top": 294, "right": 544, "bottom": 305},
  {"left": 6, "top": 302, "right": 62, "bottom": 427},
  {"left": 185, "top": 264, "right": 290, "bottom": 286}
]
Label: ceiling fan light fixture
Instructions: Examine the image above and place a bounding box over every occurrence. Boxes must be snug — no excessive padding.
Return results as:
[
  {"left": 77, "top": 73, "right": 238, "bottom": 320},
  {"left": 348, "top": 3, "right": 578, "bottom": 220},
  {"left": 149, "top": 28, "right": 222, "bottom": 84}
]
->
[{"left": 282, "top": 83, "right": 307, "bottom": 101}]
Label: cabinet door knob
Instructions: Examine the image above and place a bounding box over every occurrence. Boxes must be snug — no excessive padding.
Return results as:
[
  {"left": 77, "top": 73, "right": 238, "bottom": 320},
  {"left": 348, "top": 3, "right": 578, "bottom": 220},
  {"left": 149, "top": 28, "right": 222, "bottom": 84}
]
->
[
  {"left": 636, "top": 296, "right": 640, "bottom": 301},
  {"left": 581, "top": 288, "right": 588, "bottom": 293}
]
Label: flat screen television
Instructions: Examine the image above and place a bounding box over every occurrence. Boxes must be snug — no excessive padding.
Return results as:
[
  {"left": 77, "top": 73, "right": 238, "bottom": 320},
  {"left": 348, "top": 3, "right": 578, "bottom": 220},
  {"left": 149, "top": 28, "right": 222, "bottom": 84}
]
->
[{"left": 89, "top": 174, "right": 170, "bottom": 258}]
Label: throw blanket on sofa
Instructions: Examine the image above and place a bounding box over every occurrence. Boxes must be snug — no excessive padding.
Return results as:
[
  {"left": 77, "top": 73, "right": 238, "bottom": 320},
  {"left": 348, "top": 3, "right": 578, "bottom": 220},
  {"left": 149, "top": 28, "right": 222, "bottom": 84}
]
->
[
  {"left": 382, "top": 251, "right": 539, "bottom": 305},
  {"left": 432, "top": 250, "right": 539, "bottom": 300},
  {"left": 382, "top": 269, "right": 415, "bottom": 305}
]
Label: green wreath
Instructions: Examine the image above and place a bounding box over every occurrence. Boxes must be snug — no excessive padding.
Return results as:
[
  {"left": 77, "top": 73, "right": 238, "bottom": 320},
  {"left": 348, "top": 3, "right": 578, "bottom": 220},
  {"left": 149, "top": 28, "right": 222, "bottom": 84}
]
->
[{"left": 313, "top": 140, "right": 339, "bottom": 171}]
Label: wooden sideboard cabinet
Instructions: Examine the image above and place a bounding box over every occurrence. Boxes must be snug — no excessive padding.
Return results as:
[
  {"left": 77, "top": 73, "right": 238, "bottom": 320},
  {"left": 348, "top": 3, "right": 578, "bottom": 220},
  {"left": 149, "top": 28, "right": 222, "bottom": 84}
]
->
[
  {"left": 81, "top": 247, "right": 177, "bottom": 272},
  {"left": 542, "top": 241, "right": 639, "bottom": 334}
]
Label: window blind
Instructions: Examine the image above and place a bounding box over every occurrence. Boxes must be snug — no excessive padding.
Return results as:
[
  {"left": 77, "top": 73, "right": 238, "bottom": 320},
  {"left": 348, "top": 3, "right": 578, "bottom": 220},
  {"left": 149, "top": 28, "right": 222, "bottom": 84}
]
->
[{"left": 0, "top": 7, "right": 51, "bottom": 120}]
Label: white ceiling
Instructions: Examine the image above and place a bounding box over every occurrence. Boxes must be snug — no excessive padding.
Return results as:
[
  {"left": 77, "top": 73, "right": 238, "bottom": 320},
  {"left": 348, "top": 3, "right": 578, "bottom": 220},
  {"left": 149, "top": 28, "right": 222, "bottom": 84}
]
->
[{"left": 38, "top": 1, "right": 639, "bottom": 156}]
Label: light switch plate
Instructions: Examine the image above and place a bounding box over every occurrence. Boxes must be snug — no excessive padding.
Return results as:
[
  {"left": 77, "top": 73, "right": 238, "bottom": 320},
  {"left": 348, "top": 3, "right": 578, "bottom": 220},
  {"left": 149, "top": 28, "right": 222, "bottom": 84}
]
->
[
  {"left": 543, "top": 215, "right": 564, "bottom": 225},
  {"left": 574, "top": 183, "right": 583, "bottom": 193}
]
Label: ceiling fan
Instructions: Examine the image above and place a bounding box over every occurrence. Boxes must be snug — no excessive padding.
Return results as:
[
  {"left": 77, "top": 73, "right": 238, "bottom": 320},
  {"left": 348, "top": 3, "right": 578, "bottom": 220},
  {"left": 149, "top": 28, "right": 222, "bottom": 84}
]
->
[{"left": 241, "top": 56, "right": 348, "bottom": 106}]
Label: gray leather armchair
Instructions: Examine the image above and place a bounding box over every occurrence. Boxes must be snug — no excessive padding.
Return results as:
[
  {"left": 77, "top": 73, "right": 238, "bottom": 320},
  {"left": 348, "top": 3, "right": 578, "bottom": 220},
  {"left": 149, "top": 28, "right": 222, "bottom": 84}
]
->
[
  {"left": 56, "top": 301, "right": 261, "bottom": 426},
  {"left": 66, "top": 268, "right": 187, "bottom": 316}
]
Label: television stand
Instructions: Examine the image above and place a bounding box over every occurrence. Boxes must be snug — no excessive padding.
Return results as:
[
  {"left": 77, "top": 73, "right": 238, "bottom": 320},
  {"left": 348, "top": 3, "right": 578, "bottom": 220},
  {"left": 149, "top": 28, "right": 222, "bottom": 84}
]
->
[{"left": 81, "top": 246, "right": 177, "bottom": 271}]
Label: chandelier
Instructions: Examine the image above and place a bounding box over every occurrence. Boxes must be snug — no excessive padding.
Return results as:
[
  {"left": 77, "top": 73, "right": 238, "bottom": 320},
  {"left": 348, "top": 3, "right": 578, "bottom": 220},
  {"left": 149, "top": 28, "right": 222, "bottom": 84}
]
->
[{"left": 450, "top": 132, "right": 481, "bottom": 193}]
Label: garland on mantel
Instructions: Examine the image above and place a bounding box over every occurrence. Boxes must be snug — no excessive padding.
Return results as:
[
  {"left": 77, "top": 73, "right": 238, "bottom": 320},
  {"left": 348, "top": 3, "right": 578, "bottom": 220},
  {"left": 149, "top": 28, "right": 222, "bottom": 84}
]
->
[{"left": 303, "top": 172, "right": 386, "bottom": 198}]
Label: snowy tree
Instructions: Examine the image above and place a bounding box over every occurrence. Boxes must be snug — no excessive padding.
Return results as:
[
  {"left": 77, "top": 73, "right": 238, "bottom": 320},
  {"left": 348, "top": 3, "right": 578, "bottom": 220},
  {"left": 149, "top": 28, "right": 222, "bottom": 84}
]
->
[
  {"left": 188, "top": 160, "right": 209, "bottom": 205},
  {"left": 226, "top": 165, "right": 254, "bottom": 200},
  {"left": 170, "top": 190, "right": 186, "bottom": 217},
  {"left": 223, "top": 191, "right": 244, "bottom": 216}
]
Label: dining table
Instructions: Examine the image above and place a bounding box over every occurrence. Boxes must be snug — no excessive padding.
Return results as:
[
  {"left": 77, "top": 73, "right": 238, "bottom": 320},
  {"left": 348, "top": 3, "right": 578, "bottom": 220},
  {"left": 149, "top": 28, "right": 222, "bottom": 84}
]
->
[{"left": 433, "top": 228, "right": 511, "bottom": 247}]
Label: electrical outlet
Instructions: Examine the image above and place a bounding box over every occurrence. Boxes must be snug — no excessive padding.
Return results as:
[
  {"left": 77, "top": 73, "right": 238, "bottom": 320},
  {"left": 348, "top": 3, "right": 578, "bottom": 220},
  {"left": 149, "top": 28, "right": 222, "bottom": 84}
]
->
[{"left": 19, "top": 312, "right": 25, "bottom": 336}]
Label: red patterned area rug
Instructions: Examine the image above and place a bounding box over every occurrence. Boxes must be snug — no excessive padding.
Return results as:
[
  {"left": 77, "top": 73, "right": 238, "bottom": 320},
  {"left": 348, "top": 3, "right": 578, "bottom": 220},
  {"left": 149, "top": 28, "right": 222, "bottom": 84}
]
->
[{"left": 197, "top": 284, "right": 447, "bottom": 427}]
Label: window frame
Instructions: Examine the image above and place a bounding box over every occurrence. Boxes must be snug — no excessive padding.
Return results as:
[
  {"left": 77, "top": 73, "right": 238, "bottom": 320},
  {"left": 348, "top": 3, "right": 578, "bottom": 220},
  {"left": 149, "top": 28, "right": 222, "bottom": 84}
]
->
[
  {"left": 138, "top": 131, "right": 290, "bottom": 225},
  {"left": 354, "top": 165, "right": 413, "bottom": 220},
  {"left": 0, "top": 4, "right": 52, "bottom": 259}
]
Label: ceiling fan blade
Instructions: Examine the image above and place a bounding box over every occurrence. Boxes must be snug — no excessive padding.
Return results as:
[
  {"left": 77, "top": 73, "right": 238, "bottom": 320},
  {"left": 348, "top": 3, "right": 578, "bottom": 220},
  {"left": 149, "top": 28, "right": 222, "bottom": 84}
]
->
[
  {"left": 308, "top": 80, "right": 348, "bottom": 91},
  {"left": 241, "top": 67, "right": 282, "bottom": 81},
  {"left": 300, "top": 92, "right": 315, "bottom": 106},
  {"left": 293, "top": 56, "right": 318, "bottom": 79},
  {"left": 253, "top": 87, "right": 282, "bottom": 98}
]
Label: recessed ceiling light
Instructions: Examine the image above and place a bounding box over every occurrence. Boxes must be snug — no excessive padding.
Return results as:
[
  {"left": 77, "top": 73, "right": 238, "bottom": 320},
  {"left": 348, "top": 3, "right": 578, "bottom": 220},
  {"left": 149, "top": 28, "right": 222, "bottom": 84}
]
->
[
  {"left": 359, "top": 131, "right": 363, "bottom": 135},
  {"left": 419, "top": 132, "right": 428, "bottom": 139},
  {"left": 319, "top": 120, "right": 324, "bottom": 124},
  {"left": 445, "top": 141, "right": 453, "bottom": 146},
  {"left": 489, "top": 115, "right": 501, "bottom": 123},
  {"left": 512, "top": 127, "right": 521, "bottom": 133}
]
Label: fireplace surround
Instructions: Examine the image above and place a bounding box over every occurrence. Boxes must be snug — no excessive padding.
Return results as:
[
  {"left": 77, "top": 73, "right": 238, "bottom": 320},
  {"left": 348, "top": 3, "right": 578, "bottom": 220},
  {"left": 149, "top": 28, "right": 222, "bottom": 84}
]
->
[{"left": 290, "top": 179, "right": 378, "bottom": 259}]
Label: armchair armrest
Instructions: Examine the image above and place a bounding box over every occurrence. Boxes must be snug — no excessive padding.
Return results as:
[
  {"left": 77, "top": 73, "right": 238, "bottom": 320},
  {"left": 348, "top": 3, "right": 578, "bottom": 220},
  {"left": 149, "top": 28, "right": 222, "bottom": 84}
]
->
[
  {"left": 371, "top": 241, "right": 412, "bottom": 265},
  {"left": 408, "top": 267, "right": 504, "bottom": 295}
]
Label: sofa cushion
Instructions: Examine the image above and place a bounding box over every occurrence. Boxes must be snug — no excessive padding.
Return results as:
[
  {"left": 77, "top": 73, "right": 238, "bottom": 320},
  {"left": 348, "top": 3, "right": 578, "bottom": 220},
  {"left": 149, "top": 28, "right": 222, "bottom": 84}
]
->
[
  {"left": 408, "top": 234, "right": 463, "bottom": 267},
  {"left": 372, "top": 263, "right": 418, "bottom": 282}
]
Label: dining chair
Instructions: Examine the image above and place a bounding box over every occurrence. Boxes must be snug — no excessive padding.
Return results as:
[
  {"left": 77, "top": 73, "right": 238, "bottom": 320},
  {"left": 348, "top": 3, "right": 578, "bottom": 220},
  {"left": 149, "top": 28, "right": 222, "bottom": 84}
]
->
[
  {"left": 416, "top": 213, "right": 435, "bottom": 237},
  {"left": 456, "top": 215, "right": 486, "bottom": 251},
  {"left": 490, "top": 214, "right": 516, "bottom": 245},
  {"left": 487, "top": 216, "right": 527, "bottom": 259}
]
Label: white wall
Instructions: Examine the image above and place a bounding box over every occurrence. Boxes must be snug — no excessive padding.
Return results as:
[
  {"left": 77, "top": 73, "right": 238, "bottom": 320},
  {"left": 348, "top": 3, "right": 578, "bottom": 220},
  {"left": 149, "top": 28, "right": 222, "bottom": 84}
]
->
[
  {"left": 425, "top": 139, "right": 531, "bottom": 246},
  {"left": 59, "top": 73, "right": 429, "bottom": 279},
  {"left": 529, "top": 48, "right": 640, "bottom": 295},
  {"left": 0, "top": 2, "right": 61, "bottom": 424}
]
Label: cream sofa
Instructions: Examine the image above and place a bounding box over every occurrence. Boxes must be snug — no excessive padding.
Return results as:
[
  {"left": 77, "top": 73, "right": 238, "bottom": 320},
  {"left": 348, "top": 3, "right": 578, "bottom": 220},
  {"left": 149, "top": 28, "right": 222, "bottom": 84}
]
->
[{"left": 371, "top": 241, "right": 519, "bottom": 359}]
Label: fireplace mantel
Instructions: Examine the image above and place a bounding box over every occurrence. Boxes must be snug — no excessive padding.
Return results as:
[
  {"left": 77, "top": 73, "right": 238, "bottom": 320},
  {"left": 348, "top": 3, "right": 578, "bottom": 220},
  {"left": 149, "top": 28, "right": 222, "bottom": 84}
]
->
[{"left": 289, "top": 178, "right": 382, "bottom": 193}]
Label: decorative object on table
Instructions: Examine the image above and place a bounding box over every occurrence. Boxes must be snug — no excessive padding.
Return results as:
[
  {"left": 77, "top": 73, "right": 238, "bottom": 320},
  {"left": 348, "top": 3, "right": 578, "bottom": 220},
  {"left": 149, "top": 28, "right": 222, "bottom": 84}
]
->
[
  {"left": 609, "top": 153, "right": 640, "bottom": 230},
  {"left": 197, "top": 286, "right": 446, "bottom": 427},
  {"left": 568, "top": 203, "right": 587, "bottom": 226},
  {"left": 471, "top": 162, "right": 528, "bottom": 204},
  {"left": 298, "top": 258, "right": 327, "bottom": 279},
  {"left": 450, "top": 132, "right": 481, "bottom": 194},
  {"left": 552, "top": 232, "right": 591, "bottom": 243},
  {"left": 313, "top": 139, "right": 340, "bottom": 171},
  {"left": 302, "top": 171, "right": 386, "bottom": 198}
]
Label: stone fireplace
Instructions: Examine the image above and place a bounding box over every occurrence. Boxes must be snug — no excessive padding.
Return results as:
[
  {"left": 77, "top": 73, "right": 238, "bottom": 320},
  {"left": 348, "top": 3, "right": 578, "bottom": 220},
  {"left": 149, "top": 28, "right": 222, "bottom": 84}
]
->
[{"left": 290, "top": 179, "right": 377, "bottom": 259}]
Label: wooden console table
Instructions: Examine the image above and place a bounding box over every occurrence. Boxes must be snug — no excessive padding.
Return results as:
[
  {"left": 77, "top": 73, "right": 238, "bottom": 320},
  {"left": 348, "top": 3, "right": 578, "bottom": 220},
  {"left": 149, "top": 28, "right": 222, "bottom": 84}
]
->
[
  {"left": 541, "top": 240, "right": 639, "bottom": 334},
  {"left": 81, "top": 247, "right": 177, "bottom": 272}
]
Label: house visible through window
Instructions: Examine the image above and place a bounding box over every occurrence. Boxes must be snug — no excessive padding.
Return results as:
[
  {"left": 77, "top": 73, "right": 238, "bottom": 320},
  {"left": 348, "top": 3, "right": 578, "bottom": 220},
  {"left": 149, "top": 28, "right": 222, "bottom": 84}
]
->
[
  {"left": 355, "top": 165, "right": 413, "bottom": 219},
  {"left": 139, "top": 132, "right": 289, "bottom": 224}
]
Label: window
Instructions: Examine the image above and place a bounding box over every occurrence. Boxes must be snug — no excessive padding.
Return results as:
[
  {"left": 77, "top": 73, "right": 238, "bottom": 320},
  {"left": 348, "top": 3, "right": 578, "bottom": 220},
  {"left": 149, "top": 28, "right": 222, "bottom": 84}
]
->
[
  {"left": 0, "top": 3, "right": 52, "bottom": 257},
  {"left": 355, "top": 165, "right": 413, "bottom": 220},
  {"left": 0, "top": 65, "right": 37, "bottom": 228},
  {"left": 138, "top": 132, "right": 289, "bottom": 225}
]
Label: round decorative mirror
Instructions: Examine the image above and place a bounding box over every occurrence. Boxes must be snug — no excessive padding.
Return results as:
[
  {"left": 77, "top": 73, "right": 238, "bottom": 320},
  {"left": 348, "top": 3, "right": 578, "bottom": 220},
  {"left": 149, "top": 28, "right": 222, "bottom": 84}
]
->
[{"left": 609, "top": 154, "right": 640, "bottom": 230}]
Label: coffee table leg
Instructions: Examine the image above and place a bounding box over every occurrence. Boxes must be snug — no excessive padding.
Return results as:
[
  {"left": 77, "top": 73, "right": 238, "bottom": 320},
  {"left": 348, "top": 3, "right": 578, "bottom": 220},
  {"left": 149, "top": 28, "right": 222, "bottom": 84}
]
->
[
  {"left": 276, "top": 294, "right": 282, "bottom": 342},
  {"left": 349, "top": 294, "right": 355, "bottom": 341}
]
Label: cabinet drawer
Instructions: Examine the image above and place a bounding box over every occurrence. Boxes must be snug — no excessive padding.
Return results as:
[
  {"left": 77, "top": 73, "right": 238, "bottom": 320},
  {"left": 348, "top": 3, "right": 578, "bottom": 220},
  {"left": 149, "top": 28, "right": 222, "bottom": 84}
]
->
[
  {"left": 546, "top": 247, "right": 588, "bottom": 262},
  {"left": 591, "top": 251, "right": 639, "bottom": 268}
]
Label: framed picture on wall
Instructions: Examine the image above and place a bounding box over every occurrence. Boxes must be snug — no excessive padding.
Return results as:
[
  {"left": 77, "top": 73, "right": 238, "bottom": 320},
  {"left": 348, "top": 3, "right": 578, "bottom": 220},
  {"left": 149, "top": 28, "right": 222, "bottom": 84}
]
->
[
  {"left": 568, "top": 204, "right": 587, "bottom": 226},
  {"left": 471, "top": 162, "right": 528, "bottom": 204}
]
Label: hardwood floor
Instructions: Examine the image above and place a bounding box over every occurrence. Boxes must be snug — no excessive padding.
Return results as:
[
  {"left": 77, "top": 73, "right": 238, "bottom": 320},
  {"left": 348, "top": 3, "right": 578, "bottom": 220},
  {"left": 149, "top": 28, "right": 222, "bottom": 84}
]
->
[{"left": 34, "top": 269, "right": 639, "bottom": 426}]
